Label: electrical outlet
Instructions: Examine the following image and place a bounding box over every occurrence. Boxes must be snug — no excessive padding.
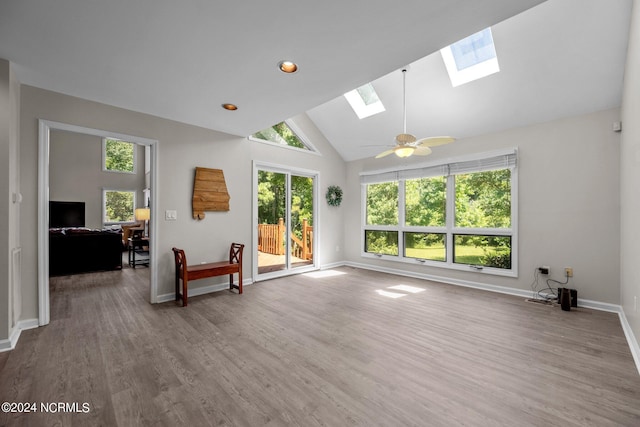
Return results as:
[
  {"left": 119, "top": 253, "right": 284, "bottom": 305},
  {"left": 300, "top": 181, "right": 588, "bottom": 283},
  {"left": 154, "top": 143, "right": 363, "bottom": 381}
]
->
[{"left": 565, "top": 267, "right": 573, "bottom": 277}]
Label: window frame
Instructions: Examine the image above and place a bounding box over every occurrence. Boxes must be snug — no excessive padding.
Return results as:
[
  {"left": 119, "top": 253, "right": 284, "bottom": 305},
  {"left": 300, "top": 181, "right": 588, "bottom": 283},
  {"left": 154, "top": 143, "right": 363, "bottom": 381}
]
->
[
  {"left": 102, "top": 138, "right": 137, "bottom": 174},
  {"left": 361, "top": 148, "right": 518, "bottom": 277},
  {"left": 103, "top": 189, "right": 137, "bottom": 225}
]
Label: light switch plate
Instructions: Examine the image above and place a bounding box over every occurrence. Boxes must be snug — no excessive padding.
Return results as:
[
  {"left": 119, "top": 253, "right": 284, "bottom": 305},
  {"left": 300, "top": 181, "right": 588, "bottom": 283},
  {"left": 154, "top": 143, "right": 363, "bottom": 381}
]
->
[{"left": 165, "top": 210, "right": 177, "bottom": 221}]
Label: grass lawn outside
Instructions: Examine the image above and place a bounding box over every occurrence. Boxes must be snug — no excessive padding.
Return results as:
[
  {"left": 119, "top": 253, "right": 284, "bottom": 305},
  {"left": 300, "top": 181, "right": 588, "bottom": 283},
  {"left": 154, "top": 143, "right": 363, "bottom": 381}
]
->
[{"left": 405, "top": 245, "right": 509, "bottom": 266}]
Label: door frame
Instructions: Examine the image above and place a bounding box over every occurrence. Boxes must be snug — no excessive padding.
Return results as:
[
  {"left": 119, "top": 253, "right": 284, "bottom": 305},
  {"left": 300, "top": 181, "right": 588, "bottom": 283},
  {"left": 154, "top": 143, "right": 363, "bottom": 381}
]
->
[
  {"left": 38, "top": 119, "right": 159, "bottom": 326},
  {"left": 252, "top": 161, "right": 319, "bottom": 281}
]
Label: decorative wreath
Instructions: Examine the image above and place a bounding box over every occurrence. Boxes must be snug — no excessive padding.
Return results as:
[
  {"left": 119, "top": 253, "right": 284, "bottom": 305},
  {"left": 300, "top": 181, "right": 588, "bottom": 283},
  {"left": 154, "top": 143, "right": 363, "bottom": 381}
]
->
[{"left": 326, "top": 185, "right": 343, "bottom": 207}]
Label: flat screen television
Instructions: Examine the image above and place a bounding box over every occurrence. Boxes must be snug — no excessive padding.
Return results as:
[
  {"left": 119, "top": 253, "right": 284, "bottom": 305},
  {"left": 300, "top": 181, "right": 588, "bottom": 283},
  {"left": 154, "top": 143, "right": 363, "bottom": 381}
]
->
[{"left": 49, "top": 201, "right": 86, "bottom": 228}]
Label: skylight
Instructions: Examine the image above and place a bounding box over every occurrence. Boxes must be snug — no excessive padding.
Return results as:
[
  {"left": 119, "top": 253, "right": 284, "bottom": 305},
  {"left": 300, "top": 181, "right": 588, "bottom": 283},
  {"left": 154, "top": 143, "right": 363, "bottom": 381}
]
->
[
  {"left": 441, "top": 28, "right": 500, "bottom": 87},
  {"left": 344, "top": 83, "right": 385, "bottom": 119}
]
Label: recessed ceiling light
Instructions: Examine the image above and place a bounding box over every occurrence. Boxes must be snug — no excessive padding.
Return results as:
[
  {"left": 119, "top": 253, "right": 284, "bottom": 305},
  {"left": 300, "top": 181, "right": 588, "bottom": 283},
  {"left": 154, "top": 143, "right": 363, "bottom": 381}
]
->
[
  {"left": 222, "top": 103, "right": 238, "bottom": 111},
  {"left": 278, "top": 60, "right": 298, "bottom": 73}
]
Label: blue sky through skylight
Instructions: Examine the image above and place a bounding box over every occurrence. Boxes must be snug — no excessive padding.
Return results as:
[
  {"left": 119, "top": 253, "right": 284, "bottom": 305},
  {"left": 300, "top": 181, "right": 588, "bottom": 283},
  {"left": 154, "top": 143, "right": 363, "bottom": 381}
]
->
[{"left": 450, "top": 28, "right": 497, "bottom": 71}]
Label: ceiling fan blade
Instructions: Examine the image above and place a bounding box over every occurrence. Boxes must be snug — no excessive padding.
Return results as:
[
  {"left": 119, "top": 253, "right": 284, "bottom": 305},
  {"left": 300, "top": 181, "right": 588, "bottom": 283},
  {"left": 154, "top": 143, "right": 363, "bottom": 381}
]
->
[
  {"left": 413, "top": 146, "right": 433, "bottom": 156},
  {"left": 416, "top": 136, "right": 455, "bottom": 147},
  {"left": 375, "top": 149, "right": 395, "bottom": 159}
]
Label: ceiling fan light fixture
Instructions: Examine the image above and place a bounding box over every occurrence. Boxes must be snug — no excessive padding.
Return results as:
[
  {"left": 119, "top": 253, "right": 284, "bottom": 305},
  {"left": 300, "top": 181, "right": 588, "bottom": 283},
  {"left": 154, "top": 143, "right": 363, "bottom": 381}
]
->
[{"left": 394, "top": 146, "right": 415, "bottom": 158}]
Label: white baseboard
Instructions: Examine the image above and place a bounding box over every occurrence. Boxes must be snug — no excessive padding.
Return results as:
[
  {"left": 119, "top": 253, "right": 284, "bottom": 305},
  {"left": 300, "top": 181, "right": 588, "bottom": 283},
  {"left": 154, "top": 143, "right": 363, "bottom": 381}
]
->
[
  {"left": 0, "top": 318, "right": 39, "bottom": 353},
  {"left": 157, "top": 278, "right": 253, "bottom": 304},
  {"left": 321, "top": 261, "right": 347, "bottom": 270},
  {"left": 618, "top": 309, "right": 640, "bottom": 375}
]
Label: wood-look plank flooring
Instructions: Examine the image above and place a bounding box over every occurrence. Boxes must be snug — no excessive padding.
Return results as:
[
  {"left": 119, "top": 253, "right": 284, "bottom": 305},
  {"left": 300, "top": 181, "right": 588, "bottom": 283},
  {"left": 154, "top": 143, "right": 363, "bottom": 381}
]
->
[{"left": 1, "top": 266, "right": 639, "bottom": 426}]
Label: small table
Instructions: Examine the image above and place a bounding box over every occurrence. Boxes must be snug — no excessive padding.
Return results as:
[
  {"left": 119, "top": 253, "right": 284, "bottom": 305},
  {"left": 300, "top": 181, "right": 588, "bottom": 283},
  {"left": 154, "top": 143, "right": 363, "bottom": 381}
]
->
[{"left": 128, "top": 237, "right": 149, "bottom": 268}]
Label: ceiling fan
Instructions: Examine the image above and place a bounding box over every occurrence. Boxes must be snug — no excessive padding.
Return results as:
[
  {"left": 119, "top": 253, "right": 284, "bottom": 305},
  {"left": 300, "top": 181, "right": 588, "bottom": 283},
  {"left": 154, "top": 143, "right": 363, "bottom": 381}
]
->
[{"left": 375, "top": 68, "right": 455, "bottom": 159}]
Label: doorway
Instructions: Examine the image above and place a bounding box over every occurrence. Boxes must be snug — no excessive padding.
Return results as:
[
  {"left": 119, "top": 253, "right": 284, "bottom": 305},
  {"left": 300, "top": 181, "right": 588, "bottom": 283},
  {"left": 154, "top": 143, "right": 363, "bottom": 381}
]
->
[
  {"left": 254, "top": 163, "right": 318, "bottom": 280},
  {"left": 37, "top": 120, "right": 159, "bottom": 326}
]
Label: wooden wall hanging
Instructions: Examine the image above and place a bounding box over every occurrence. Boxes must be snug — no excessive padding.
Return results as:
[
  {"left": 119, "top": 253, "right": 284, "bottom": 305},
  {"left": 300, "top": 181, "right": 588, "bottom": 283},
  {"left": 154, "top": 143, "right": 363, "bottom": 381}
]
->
[{"left": 192, "top": 167, "right": 230, "bottom": 219}]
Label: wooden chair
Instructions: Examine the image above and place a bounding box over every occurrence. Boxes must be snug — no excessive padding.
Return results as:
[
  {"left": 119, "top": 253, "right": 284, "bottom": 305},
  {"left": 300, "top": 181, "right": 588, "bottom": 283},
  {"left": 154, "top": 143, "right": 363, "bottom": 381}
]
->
[{"left": 172, "top": 243, "right": 244, "bottom": 307}]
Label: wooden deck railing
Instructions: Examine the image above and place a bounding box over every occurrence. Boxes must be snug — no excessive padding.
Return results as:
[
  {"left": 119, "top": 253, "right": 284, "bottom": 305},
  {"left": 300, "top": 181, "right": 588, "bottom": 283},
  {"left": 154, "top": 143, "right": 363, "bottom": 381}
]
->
[
  {"left": 258, "top": 218, "right": 285, "bottom": 255},
  {"left": 258, "top": 218, "right": 313, "bottom": 260}
]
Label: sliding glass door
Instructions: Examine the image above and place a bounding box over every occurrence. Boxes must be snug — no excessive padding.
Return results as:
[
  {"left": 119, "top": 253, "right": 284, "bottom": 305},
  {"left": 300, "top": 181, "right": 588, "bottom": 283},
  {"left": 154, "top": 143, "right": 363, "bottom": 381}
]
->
[{"left": 254, "top": 163, "right": 317, "bottom": 280}]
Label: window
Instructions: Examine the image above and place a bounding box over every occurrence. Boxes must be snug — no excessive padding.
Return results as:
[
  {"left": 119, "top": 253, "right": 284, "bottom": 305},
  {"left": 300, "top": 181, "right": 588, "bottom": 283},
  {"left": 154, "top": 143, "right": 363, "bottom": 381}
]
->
[
  {"left": 103, "top": 190, "right": 136, "bottom": 224},
  {"left": 361, "top": 149, "right": 517, "bottom": 276},
  {"left": 250, "top": 121, "right": 317, "bottom": 153},
  {"left": 103, "top": 138, "right": 136, "bottom": 173},
  {"left": 344, "top": 83, "right": 386, "bottom": 119},
  {"left": 440, "top": 28, "right": 500, "bottom": 87},
  {"left": 364, "top": 181, "right": 399, "bottom": 255}
]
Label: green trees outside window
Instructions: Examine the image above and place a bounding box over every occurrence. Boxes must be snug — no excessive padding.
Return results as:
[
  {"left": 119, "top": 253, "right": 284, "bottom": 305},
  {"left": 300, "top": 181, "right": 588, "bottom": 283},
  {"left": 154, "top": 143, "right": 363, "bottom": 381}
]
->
[
  {"left": 366, "top": 182, "right": 398, "bottom": 225},
  {"left": 104, "top": 139, "right": 135, "bottom": 173},
  {"left": 363, "top": 166, "right": 514, "bottom": 271},
  {"left": 257, "top": 170, "right": 314, "bottom": 240},
  {"left": 405, "top": 176, "right": 446, "bottom": 227},
  {"left": 252, "top": 122, "right": 312, "bottom": 151},
  {"left": 454, "top": 170, "right": 511, "bottom": 268},
  {"left": 104, "top": 190, "right": 135, "bottom": 223},
  {"left": 455, "top": 170, "right": 511, "bottom": 228}
]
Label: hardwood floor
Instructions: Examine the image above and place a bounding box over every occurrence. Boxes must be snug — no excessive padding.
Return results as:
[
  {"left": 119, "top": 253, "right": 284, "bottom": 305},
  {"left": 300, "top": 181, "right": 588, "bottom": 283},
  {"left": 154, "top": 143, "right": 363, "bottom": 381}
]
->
[{"left": 1, "top": 266, "right": 639, "bottom": 426}]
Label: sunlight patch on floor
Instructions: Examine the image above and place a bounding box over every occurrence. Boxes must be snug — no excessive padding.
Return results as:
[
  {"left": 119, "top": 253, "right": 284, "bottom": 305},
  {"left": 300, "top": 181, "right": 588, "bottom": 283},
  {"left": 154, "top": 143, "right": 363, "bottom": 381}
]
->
[
  {"left": 303, "top": 270, "right": 347, "bottom": 279},
  {"left": 376, "top": 283, "right": 427, "bottom": 299},
  {"left": 387, "top": 284, "right": 426, "bottom": 294},
  {"left": 375, "top": 289, "right": 406, "bottom": 299}
]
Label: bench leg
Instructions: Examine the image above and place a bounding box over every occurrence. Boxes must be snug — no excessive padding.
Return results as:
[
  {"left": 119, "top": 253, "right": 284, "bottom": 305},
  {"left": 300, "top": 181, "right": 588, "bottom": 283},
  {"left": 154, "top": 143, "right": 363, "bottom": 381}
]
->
[
  {"left": 229, "top": 270, "right": 243, "bottom": 294},
  {"left": 183, "top": 277, "right": 188, "bottom": 307},
  {"left": 175, "top": 274, "right": 180, "bottom": 302}
]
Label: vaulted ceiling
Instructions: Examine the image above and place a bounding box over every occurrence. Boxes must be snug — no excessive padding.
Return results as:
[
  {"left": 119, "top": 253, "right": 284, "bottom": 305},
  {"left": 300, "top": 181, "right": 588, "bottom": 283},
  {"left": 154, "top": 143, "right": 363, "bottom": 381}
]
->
[{"left": 0, "top": 0, "right": 632, "bottom": 161}]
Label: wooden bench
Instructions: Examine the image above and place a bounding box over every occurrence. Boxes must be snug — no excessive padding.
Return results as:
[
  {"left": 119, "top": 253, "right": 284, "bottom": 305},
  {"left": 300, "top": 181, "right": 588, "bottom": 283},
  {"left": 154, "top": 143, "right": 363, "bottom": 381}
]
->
[{"left": 171, "top": 243, "right": 244, "bottom": 307}]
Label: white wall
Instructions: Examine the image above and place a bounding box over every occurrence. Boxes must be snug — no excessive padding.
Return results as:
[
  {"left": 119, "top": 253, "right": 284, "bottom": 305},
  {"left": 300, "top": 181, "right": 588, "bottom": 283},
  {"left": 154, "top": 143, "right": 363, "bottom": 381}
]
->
[
  {"left": 49, "top": 130, "right": 146, "bottom": 229},
  {"left": 620, "top": 0, "right": 640, "bottom": 342},
  {"left": 19, "top": 85, "right": 347, "bottom": 320},
  {"left": 344, "top": 108, "right": 621, "bottom": 304}
]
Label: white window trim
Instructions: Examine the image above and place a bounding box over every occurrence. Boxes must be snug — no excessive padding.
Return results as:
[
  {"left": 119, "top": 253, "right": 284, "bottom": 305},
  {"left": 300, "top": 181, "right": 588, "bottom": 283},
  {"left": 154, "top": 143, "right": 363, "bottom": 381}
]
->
[
  {"left": 360, "top": 148, "right": 518, "bottom": 277},
  {"left": 102, "top": 137, "right": 137, "bottom": 174},
  {"left": 248, "top": 119, "right": 321, "bottom": 156},
  {"left": 103, "top": 189, "right": 137, "bottom": 225}
]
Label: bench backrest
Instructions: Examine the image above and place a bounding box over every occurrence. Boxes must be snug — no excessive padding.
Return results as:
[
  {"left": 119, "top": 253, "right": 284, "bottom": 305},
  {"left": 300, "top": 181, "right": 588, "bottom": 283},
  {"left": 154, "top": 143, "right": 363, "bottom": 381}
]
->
[
  {"left": 172, "top": 243, "right": 244, "bottom": 271},
  {"left": 230, "top": 243, "right": 244, "bottom": 265},
  {"left": 172, "top": 247, "right": 187, "bottom": 271}
]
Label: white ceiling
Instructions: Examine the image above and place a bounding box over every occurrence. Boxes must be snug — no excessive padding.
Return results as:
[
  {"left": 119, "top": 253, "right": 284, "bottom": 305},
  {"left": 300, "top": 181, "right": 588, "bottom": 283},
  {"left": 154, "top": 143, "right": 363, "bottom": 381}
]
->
[
  {"left": 0, "top": 0, "right": 631, "bottom": 162},
  {"left": 308, "top": 0, "right": 633, "bottom": 161}
]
